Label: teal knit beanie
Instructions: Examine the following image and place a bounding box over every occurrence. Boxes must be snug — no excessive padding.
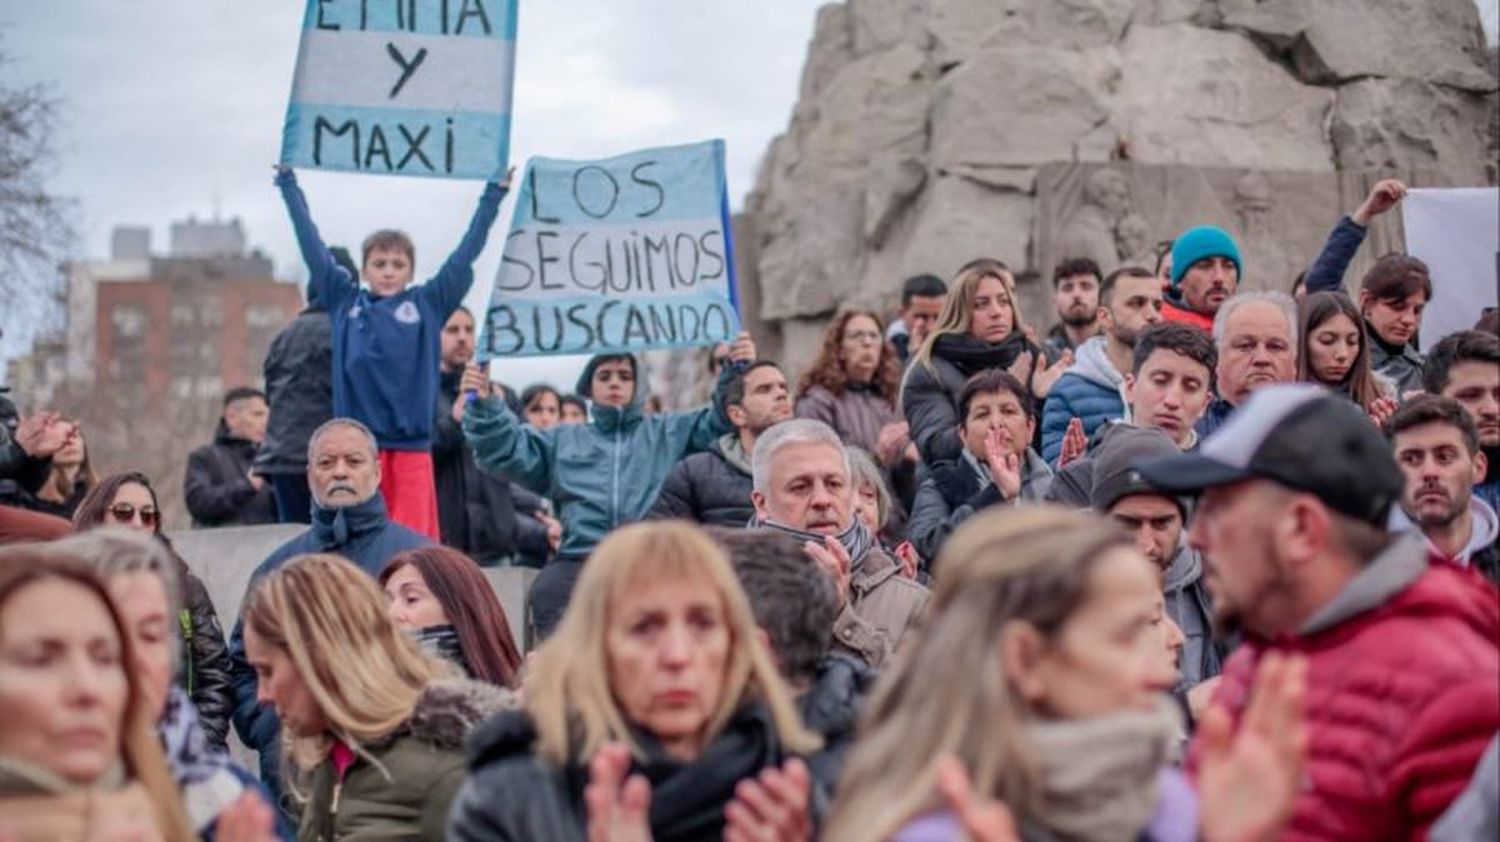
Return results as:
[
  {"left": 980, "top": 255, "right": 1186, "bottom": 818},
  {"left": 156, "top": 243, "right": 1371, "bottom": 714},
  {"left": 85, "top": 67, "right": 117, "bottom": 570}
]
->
[{"left": 1170, "top": 226, "right": 1242, "bottom": 287}]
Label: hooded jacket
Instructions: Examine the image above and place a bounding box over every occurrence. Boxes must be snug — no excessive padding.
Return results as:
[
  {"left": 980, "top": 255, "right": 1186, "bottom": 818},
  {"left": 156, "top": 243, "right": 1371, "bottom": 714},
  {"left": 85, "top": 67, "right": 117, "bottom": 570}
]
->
[
  {"left": 1390, "top": 496, "right": 1500, "bottom": 585},
  {"left": 184, "top": 420, "right": 278, "bottom": 527},
  {"left": 447, "top": 702, "right": 797, "bottom": 842},
  {"left": 1161, "top": 540, "right": 1224, "bottom": 691},
  {"left": 1039, "top": 335, "right": 1127, "bottom": 463},
  {"left": 254, "top": 308, "right": 333, "bottom": 475},
  {"left": 228, "top": 492, "right": 432, "bottom": 787},
  {"left": 463, "top": 354, "right": 734, "bottom": 560},
  {"left": 298, "top": 680, "right": 513, "bottom": 842},
  {"left": 901, "top": 331, "right": 1039, "bottom": 467},
  {"left": 1188, "top": 533, "right": 1500, "bottom": 840},
  {"left": 646, "top": 433, "right": 755, "bottom": 527},
  {"left": 907, "top": 448, "right": 1054, "bottom": 566}
]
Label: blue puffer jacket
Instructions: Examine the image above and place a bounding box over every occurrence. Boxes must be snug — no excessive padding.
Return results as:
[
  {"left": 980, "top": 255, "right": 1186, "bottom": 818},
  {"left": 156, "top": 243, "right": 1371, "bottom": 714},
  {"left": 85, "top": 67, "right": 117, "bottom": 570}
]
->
[
  {"left": 228, "top": 493, "right": 431, "bottom": 793},
  {"left": 463, "top": 355, "right": 734, "bottom": 560},
  {"left": 1039, "top": 336, "right": 1126, "bottom": 463}
]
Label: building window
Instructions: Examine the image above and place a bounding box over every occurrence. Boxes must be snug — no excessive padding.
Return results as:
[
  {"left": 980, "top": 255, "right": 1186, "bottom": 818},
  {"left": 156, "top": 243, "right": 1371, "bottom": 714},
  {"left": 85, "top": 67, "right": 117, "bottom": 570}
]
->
[{"left": 111, "top": 306, "right": 147, "bottom": 338}]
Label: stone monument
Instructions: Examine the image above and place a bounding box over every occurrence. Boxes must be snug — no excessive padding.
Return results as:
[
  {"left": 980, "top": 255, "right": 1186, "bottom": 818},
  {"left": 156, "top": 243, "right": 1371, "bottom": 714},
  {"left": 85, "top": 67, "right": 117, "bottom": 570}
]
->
[{"left": 731, "top": 0, "right": 1499, "bottom": 378}]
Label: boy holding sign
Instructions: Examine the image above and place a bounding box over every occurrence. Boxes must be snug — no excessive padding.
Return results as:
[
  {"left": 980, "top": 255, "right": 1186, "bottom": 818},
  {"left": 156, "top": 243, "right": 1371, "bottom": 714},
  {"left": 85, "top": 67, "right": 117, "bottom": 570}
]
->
[{"left": 275, "top": 166, "right": 510, "bottom": 537}]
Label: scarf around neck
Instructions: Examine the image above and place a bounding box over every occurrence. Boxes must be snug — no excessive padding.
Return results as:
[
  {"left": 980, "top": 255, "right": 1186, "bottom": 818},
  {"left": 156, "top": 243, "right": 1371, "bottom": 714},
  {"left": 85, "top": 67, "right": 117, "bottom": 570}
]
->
[
  {"left": 932, "top": 332, "right": 1032, "bottom": 378},
  {"left": 749, "top": 515, "right": 875, "bottom": 570},
  {"left": 1021, "top": 698, "right": 1182, "bottom": 842},
  {"left": 414, "top": 624, "right": 471, "bottom": 678}
]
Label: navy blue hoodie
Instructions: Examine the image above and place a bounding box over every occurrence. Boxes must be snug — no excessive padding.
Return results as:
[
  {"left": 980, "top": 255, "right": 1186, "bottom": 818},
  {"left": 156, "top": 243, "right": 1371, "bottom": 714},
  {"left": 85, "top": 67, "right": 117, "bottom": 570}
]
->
[{"left": 276, "top": 169, "right": 505, "bottom": 451}]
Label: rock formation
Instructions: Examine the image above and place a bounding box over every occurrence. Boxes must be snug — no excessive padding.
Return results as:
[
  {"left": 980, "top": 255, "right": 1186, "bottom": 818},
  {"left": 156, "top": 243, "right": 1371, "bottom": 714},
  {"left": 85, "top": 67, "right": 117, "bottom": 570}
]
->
[{"left": 733, "top": 0, "right": 1499, "bottom": 376}]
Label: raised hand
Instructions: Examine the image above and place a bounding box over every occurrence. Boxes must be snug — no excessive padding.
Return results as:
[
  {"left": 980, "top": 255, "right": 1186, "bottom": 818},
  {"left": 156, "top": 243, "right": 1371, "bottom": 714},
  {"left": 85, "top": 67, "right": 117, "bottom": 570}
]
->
[
  {"left": 983, "top": 427, "right": 1023, "bottom": 500},
  {"left": 876, "top": 421, "right": 912, "bottom": 464},
  {"left": 1367, "top": 396, "right": 1398, "bottom": 430},
  {"left": 585, "top": 743, "right": 654, "bottom": 842},
  {"left": 934, "top": 755, "right": 1021, "bottom": 842},
  {"left": 894, "top": 540, "right": 921, "bottom": 579},
  {"left": 1058, "top": 417, "right": 1088, "bottom": 467},
  {"left": 1029, "top": 350, "right": 1073, "bottom": 399},
  {"left": 723, "top": 758, "right": 813, "bottom": 842},
  {"left": 729, "top": 331, "right": 757, "bottom": 364},
  {"left": 1352, "top": 179, "right": 1407, "bottom": 226},
  {"left": 213, "top": 792, "right": 279, "bottom": 842},
  {"left": 1197, "top": 652, "right": 1309, "bottom": 842},
  {"left": 805, "top": 535, "right": 852, "bottom": 609},
  {"left": 535, "top": 511, "right": 563, "bottom": 553},
  {"left": 15, "top": 412, "right": 74, "bottom": 458}
]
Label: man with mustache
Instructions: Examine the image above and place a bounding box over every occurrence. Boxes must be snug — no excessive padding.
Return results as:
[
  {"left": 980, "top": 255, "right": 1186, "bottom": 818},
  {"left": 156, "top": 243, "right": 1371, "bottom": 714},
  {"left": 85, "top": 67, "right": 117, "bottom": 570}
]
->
[
  {"left": 227, "top": 417, "right": 431, "bottom": 791},
  {"left": 1388, "top": 396, "right": 1499, "bottom": 583},
  {"left": 1137, "top": 384, "right": 1500, "bottom": 840},
  {"left": 749, "top": 418, "right": 929, "bottom": 668},
  {"left": 1196, "top": 291, "right": 1298, "bottom": 437},
  {"left": 1161, "top": 225, "right": 1241, "bottom": 331},
  {"left": 1423, "top": 330, "right": 1500, "bottom": 514}
]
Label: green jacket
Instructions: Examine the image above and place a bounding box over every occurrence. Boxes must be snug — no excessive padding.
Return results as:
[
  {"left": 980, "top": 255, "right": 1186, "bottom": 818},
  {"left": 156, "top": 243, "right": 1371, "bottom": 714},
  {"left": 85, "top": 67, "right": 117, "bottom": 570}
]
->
[
  {"left": 297, "top": 679, "right": 512, "bottom": 842},
  {"left": 463, "top": 354, "right": 735, "bottom": 559}
]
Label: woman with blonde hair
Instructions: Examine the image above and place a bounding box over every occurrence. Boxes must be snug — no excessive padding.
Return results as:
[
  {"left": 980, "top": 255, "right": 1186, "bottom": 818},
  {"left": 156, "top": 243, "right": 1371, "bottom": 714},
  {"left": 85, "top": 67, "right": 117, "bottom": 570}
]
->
[
  {"left": 449, "top": 520, "right": 823, "bottom": 841},
  {"left": 902, "top": 259, "right": 1070, "bottom": 467},
  {"left": 240, "top": 553, "right": 511, "bottom": 842},
  {"left": 825, "top": 507, "right": 1308, "bottom": 842},
  {"left": 0, "top": 543, "right": 202, "bottom": 842}
]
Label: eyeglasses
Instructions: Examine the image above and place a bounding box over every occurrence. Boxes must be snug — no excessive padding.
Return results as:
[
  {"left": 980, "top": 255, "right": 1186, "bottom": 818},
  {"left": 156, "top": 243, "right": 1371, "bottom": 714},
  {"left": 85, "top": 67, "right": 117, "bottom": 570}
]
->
[{"left": 109, "top": 503, "right": 159, "bottom": 528}]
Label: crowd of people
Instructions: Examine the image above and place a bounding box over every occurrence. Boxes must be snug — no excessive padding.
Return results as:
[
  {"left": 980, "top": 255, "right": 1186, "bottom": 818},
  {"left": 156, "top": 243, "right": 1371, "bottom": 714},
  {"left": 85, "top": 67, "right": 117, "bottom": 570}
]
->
[{"left": 1, "top": 174, "right": 1497, "bottom": 841}]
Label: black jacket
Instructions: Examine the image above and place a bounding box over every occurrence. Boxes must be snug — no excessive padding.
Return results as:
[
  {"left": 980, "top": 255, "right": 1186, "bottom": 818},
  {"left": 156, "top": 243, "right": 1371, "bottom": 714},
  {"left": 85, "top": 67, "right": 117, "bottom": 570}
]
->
[
  {"left": 645, "top": 434, "right": 754, "bottom": 527},
  {"left": 0, "top": 393, "right": 51, "bottom": 504},
  {"left": 254, "top": 308, "right": 333, "bottom": 475},
  {"left": 434, "top": 368, "right": 551, "bottom": 564},
  {"left": 165, "top": 543, "right": 235, "bottom": 751},
  {"left": 183, "top": 422, "right": 277, "bottom": 527},
  {"left": 901, "top": 333, "right": 1039, "bottom": 467},
  {"left": 448, "top": 703, "right": 795, "bottom": 841},
  {"left": 798, "top": 652, "right": 875, "bottom": 796}
]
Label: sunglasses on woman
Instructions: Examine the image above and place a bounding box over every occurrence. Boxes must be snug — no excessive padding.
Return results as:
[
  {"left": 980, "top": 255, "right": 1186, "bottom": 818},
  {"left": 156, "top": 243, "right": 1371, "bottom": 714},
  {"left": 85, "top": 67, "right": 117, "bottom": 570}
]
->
[{"left": 110, "top": 503, "right": 159, "bottom": 528}]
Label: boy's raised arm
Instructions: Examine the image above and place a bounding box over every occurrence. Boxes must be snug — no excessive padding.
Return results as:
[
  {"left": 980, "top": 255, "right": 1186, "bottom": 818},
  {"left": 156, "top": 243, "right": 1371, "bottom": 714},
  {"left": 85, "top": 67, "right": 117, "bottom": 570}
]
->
[
  {"left": 275, "top": 166, "right": 356, "bottom": 309},
  {"left": 429, "top": 175, "right": 510, "bottom": 317}
]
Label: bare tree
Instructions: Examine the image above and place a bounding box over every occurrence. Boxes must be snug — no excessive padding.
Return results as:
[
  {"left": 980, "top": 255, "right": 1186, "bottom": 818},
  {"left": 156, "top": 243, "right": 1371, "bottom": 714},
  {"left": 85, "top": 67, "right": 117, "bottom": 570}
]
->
[{"left": 0, "top": 41, "right": 74, "bottom": 304}]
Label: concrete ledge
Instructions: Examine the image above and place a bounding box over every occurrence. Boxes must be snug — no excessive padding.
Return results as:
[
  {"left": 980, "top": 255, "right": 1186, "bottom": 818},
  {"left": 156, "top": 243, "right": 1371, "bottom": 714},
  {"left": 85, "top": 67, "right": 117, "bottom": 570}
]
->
[{"left": 169, "top": 526, "right": 535, "bottom": 648}]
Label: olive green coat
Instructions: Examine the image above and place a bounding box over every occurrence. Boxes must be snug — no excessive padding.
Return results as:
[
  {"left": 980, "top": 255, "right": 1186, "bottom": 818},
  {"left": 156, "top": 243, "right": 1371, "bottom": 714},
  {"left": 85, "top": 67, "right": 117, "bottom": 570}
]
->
[{"left": 297, "top": 679, "right": 513, "bottom": 842}]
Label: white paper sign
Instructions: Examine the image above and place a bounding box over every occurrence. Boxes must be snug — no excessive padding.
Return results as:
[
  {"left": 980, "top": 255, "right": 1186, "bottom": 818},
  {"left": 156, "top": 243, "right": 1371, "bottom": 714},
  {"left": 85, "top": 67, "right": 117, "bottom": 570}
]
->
[{"left": 1401, "top": 187, "right": 1499, "bottom": 351}]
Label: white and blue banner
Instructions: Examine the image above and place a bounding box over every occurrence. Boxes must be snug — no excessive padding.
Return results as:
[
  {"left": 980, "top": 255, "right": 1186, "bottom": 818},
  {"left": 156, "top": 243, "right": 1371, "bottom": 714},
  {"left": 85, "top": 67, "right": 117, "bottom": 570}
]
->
[
  {"left": 481, "top": 140, "right": 741, "bottom": 359},
  {"left": 279, "top": 0, "right": 517, "bottom": 180}
]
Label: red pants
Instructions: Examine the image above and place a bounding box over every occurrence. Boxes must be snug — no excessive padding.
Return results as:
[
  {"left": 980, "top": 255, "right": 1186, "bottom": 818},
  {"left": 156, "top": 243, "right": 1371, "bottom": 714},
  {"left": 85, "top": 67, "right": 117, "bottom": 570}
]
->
[{"left": 379, "top": 449, "right": 440, "bottom": 540}]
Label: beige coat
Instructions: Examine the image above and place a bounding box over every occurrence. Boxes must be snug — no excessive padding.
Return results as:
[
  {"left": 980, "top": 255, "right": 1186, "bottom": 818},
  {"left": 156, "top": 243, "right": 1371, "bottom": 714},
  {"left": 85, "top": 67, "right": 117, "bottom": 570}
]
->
[{"left": 832, "top": 548, "right": 930, "bottom": 668}]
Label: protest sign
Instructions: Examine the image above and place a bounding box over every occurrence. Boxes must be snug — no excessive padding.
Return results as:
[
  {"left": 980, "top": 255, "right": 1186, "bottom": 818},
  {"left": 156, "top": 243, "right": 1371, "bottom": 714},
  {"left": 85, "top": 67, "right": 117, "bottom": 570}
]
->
[
  {"left": 1401, "top": 187, "right": 1499, "bottom": 351},
  {"left": 480, "top": 140, "right": 741, "bottom": 359},
  {"left": 279, "top": 0, "right": 518, "bottom": 180}
]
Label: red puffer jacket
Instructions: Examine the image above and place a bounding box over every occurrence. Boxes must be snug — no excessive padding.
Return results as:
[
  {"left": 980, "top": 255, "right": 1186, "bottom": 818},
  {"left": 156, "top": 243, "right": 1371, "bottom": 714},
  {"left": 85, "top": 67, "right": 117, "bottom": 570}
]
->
[{"left": 1190, "top": 535, "right": 1500, "bottom": 841}]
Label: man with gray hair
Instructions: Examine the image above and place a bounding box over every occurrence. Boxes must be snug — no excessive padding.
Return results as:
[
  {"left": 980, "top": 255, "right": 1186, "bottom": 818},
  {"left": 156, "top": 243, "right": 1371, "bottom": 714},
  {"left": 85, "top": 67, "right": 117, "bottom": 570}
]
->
[
  {"left": 228, "top": 417, "right": 431, "bottom": 792},
  {"left": 1196, "top": 290, "right": 1298, "bottom": 437},
  {"left": 749, "top": 418, "right": 929, "bottom": 667}
]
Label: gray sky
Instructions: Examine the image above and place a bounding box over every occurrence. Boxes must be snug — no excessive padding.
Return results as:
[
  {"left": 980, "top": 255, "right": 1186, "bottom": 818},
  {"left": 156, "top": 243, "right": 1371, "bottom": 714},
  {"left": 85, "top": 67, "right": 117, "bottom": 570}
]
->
[{"left": 1, "top": 0, "right": 828, "bottom": 388}]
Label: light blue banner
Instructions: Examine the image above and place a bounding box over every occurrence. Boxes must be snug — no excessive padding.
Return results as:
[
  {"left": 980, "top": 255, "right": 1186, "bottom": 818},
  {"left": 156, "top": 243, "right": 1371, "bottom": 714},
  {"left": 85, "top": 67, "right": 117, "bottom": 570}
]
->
[
  {"left": 483, "top": 140, "right": 740, "bottom": 359},
  {"left": 280, "top": 0, "right": 517, "bottom": 180}
]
